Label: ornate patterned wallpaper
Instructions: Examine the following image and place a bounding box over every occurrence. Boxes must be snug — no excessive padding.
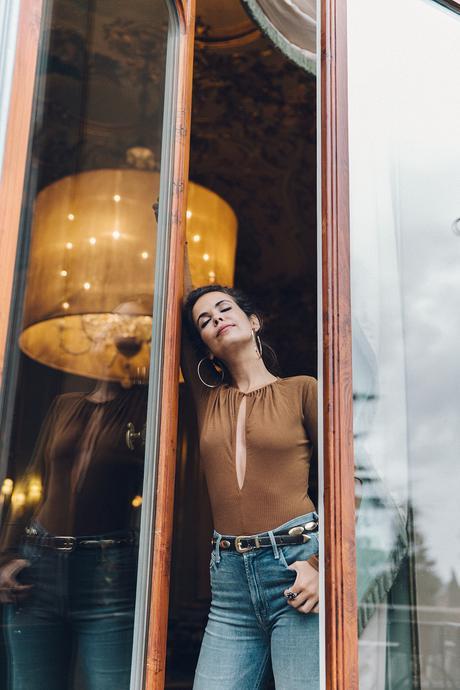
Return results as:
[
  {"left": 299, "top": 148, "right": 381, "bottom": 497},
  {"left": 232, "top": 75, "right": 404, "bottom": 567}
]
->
[
  {"left": 190, "top": 20, "right": 317, "bottom": 376},
  {"left": 32, "top": 0, "right": 317, "bottom": 376}
]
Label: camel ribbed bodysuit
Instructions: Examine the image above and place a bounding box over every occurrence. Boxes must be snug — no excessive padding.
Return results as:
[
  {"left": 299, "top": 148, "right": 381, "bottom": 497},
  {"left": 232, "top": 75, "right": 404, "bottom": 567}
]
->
[{"left": 186, "top": 360, "right": 318, "bottom": 537}]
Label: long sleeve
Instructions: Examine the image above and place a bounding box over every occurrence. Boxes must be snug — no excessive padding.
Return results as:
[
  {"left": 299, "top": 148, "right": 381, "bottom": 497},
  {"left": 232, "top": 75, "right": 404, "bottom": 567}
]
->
[
  {"left": 302, "top": 376, "right": 318, "bottom": 504},
  {"left": 302, "top": 377, "right": 320, "bottom": 571}
]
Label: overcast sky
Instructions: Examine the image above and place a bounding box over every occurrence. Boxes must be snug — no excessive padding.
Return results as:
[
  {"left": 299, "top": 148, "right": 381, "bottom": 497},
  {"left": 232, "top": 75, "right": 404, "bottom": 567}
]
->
[{"left": 348, "top": 0, "right": 460, "bottom": 584}]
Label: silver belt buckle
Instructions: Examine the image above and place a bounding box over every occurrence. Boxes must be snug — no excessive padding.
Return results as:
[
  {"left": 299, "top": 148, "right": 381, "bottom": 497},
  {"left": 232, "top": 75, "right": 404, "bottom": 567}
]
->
[{"left": 55, "top": 536, "right": 76, "bottom": 551}]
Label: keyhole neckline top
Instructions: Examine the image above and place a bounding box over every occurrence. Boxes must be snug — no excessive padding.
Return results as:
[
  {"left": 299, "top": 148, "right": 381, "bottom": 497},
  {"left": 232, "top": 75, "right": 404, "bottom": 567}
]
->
[{"left": 223, "top": 376, "right": 281, "bottom": 396}]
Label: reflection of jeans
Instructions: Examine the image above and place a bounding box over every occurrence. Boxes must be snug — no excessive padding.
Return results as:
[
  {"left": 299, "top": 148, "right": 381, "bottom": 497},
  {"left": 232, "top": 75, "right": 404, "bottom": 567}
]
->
[
  {"left": 3, "top": 531, "right": 138, "bottom": 690},
  {"left": 193, "top": 513, "right": 320, "bottom": 690}
]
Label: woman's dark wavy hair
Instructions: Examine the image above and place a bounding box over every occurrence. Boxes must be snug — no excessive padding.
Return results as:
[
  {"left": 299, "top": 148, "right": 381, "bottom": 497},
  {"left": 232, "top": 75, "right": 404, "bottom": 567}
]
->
[{"left": 183, "top": 284, "right": 278, "bottom": 377}]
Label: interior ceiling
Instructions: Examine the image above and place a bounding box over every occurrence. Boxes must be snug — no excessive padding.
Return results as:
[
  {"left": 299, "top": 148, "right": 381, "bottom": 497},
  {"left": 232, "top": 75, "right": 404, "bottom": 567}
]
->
[
  {"left": 194, "top": 0, "right": 261, "bottom": 46},
  {"left": 33, "top": 0, "right": 317, "bottom": 377}
]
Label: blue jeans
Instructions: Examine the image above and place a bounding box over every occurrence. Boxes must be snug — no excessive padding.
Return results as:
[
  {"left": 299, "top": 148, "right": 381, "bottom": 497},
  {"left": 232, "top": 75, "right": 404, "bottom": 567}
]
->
[
  {"left": 193, "top": 513, "right": 320, "bottom": 690},
  {"left": 3, "top": 532, "right": 138, "bottom": 690}
]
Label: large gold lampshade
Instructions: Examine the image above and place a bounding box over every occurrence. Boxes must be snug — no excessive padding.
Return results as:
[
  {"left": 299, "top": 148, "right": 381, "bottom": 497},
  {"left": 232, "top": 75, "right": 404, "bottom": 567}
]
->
[{"left": 19, "top": 169, "right": 237, "bottom": 381}]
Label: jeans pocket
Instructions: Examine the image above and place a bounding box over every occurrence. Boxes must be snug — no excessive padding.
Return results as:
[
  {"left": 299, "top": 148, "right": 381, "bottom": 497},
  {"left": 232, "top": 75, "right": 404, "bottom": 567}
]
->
[
  {"left": 278, "top": 534, "right": 319, "bottom": 570},
  {"left": 20, "top": 543, "right": 42, "bottom": 566},
  {"left": 14, "top": 545, "right": 43, "bottom": 596}
]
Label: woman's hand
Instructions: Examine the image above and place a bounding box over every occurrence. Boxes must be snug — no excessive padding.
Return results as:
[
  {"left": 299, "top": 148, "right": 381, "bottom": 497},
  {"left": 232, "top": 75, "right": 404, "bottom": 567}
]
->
[
  {"left": 0, "top": 559, "right": 32, "bottom": 603},
  {"left": 284, "top": 559, "right": 319, "bottom": 613}
]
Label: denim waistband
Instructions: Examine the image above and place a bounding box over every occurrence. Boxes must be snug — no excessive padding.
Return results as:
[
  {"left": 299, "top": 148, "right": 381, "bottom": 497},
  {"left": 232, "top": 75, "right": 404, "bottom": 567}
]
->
[{"left": 212, "top": 511, "right": 319, "bottom": 563}]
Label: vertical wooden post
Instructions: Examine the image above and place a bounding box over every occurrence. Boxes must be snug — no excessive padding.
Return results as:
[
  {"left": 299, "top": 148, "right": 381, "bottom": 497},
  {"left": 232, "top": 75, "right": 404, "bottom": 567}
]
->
[
  {"left": 144, "top": 2, "right": 195, "bottom": 688},
  {"left": 321, "top": 0, "right": 358, "bottom": 688},
  {"left": 0, "top": 0, "right": 43, "bottom": 381}
]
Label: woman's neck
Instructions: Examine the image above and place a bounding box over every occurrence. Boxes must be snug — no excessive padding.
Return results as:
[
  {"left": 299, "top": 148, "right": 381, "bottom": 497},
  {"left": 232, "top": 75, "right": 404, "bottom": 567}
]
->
[
  {"left": 226, "top": 353, "right": 277, "bottom": 394},
  {"left": 86, "top": 380, "right": 123, "bottom": 403}
]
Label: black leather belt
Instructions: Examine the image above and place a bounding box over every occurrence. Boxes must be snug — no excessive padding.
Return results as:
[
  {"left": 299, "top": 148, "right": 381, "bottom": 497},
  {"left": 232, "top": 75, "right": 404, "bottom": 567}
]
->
[
  {"left": 211, "top": 519, "right": 318, "bottom": 554},
  {"left": 23, "top": 528, "right": 137, "bottom": 552}
]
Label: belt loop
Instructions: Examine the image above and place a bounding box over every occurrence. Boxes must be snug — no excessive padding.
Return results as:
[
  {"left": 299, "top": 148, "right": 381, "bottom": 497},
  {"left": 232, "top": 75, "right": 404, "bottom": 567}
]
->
[
  {"left": 268, "top": 530, "right": 279, "bottom": 559},
  {"left": 214, "top": 534, "right": 222, "bottom": 563}
]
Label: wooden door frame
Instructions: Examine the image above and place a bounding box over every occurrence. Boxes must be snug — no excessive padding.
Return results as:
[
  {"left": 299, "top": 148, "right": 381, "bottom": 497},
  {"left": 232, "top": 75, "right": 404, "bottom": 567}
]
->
[
  {"left": 0, "top": 0, "right": 43, "bottom": 381},
  {"left": 320, "top": 0, "right": 358, "bottom": 688},
  {"left": 144, "top": 1, "right": 195, "bottom": 687},
  {"left": 0, "top": 0, "right": 358, "bottom": 688}
]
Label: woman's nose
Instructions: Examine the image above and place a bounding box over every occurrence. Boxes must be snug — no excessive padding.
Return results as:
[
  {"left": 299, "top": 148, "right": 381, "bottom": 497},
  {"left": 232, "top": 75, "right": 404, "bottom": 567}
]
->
[{"left": 213, "top": 315, "right": 223, "bottom": 325}]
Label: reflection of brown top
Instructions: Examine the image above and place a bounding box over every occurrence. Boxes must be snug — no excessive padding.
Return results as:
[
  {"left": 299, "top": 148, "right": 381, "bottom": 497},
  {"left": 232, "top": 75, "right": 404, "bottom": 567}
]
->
[
  {"left": 1, "top": 387, "right": 147, "bottom": 557},
  {"left": 182, "top": 346, "right": 317, "bottom": 536}
]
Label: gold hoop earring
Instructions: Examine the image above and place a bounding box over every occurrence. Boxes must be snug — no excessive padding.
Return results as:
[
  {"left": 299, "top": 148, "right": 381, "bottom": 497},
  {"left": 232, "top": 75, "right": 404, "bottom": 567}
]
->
[
  {"left": 252, "top": 329, "right": 263, "bottom": 359},
  {"left": 197, "top": 357, "right": 224, "bottom": 388}
]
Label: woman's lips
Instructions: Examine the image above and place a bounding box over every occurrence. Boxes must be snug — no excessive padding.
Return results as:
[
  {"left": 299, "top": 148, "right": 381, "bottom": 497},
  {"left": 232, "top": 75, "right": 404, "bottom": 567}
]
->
[{"left": 216, "top": 324, "right": 234, "bottom": 337}]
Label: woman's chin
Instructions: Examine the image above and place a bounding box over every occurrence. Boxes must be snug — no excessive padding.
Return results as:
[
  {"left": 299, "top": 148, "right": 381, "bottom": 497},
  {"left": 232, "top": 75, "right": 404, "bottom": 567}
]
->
[{"left": 214, "top": 334, "right": 251, "bottom": 358}]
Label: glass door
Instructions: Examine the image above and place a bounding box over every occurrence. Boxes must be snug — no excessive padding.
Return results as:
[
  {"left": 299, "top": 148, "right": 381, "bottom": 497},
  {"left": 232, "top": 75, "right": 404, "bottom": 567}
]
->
[
  {"left": 348, "top": 1, "right": 460, "bottom": 688},
  {"left": 0, "top": 1, "right": 194, "bottom": 689}
]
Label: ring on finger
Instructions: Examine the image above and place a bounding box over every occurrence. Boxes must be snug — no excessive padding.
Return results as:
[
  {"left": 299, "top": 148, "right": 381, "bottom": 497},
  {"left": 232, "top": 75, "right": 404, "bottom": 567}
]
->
[{"left": 285, "top": 590, "right": 299, "bottom": 601}]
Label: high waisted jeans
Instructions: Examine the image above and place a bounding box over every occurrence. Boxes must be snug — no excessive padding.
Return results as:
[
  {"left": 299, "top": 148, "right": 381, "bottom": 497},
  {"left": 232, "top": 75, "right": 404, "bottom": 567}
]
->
[
  {"left": 193, "top": 512, "right": 320, "bottom": 690},
  {"left": 2, "top": 529, "right": 138, "bottom": 690}
]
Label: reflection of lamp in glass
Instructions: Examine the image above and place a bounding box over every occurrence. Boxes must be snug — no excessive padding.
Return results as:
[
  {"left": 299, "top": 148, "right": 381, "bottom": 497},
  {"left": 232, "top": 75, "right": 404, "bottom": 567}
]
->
[
  {"left": 27, "top": 476, "right": 43, "bottom": 504},
  {"left": 1, "top": 478, "right": 14, "bottom": 497},
  {"left": 11, "top": 487, "right": 26, "bottom": 510},
  {"left": 18, "top": 169, "right": 238, "bottom": 381}
]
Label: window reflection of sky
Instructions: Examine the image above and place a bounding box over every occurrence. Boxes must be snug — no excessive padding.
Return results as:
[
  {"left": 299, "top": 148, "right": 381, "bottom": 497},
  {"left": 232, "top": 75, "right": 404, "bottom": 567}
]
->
[
  {"left": 349, "top": 0, "right": 460, "bottom": 586},
  {"left": 397, "top": 3, "right": 460, "bottom": 584}
]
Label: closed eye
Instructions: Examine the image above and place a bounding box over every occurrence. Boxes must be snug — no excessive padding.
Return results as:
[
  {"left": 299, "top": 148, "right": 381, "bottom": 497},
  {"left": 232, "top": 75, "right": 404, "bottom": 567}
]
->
[
  {"left": 198, "top": 302, "right": 233, "bottom": 329},
  {"left": 200, "top": 308, "right": 230, "bottom": 328}
]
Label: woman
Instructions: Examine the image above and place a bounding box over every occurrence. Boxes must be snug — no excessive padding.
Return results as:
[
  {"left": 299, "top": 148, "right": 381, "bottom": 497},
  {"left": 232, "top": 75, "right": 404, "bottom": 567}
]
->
[
  {"left": 182, "top": 284, "right": 320, "bottom": 690},
  {"left": 0, "top": 298, "right": 150, "bottom": 690},
  {"left": 0, "top": 379, "right": 146, "bottom": 690}
]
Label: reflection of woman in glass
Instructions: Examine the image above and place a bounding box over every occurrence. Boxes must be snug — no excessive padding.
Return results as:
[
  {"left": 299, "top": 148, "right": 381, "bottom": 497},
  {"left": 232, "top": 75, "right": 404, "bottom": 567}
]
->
[
  {"left": 182, "top": 283, "right": 319, "bottom": 690},
  {"left": 0, "top": 306, "right": 149, "bottom": 690}
]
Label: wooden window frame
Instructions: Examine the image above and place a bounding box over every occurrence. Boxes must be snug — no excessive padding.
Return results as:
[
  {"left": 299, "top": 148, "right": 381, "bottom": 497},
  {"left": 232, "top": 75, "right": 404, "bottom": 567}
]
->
[
  {"left": 0, "top": 0, "right": 42, "bottom": 379},
  {"left": 320, "top": 1, "right": 358, "bottom": 688},
  {"left": 0, "top": 1, "right": 358, "bottom": 689}
]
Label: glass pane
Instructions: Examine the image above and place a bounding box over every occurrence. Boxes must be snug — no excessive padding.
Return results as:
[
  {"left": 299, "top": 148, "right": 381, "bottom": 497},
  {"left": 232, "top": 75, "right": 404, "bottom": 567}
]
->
[
  {"left": 0, "top": 1, "right": 171, "bottom": 688},
  {"left": 348, "top": 1, "right": 460, "bottom": 688}
]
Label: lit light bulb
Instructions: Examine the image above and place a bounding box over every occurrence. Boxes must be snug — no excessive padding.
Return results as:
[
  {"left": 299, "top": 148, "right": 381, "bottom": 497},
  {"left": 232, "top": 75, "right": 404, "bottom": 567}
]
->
[
  {"left": 83, "top": 282, "right": 91, "bottom": 290},
  {"left": 89, "top": 237, "right": 96, "bottom": 245},
  {"left": 62, "top": 302, "right": 70, "bottom": 310},
  {"left": 186, "top": 210, "right": 192, "bottom": 219},
  {"left": 208, "top": 271, "right": 216, "bottom": 282},
  {"left": 112, "top": 230, "right": 120, "bottom": 240},
  {"left": 192, "top": 234, "right": 201, "bottom": 243},
  {"left": 67, "top": 213, "right": 75, "bottom": 221},
  {"left": 28, "top": 478, "right": 42, "bottom": 501},
  {"left": 113, "top": 194, "right": 121, "bottom": 203},
  {"left": 1, "top": 478, "right": 14, "bottom": 496},
  {"left": 65, "top": 242, "right": 73, "bottom": 250},
  {"left": 141, "top": 251, "right": 149, "bottom": 260},
  {"left": 60, "top": 270, "right": 68, "bottom": 277},
  {"left": 131, "top": 495, "right": 142, "bottom": 508},
  {"left": 203, "top": 253, "right": 210, "bottom": 261},
  {"left": 11, "top": 490, "right": 26, "bottom": 508}
]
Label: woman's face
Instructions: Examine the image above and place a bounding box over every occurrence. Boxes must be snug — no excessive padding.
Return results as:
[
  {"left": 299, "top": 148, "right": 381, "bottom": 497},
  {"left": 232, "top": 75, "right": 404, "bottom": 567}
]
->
[{"left": 192, "top": 291, "right": 259, "bottom": 360}]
